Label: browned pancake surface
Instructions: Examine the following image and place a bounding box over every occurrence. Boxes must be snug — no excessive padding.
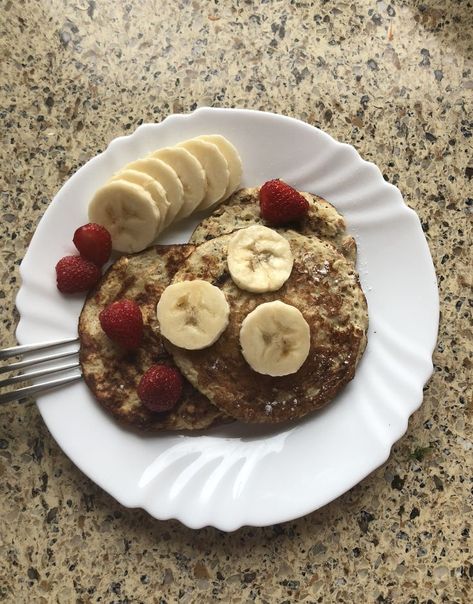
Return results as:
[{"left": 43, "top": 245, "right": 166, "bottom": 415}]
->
[
  {"left": 79, "top": 245, "right": 231, "bottom": 431},
  {"left": 190, "top": 187, "right": 357, "bottom": 262},
  {"left": 167, "top": 233, "right": 368, "bottom": 424}
]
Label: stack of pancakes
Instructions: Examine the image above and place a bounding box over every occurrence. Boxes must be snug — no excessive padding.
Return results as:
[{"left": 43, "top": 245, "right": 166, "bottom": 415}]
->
[{"left": 79, "top": 188, "right": 368, "bottom": 430}]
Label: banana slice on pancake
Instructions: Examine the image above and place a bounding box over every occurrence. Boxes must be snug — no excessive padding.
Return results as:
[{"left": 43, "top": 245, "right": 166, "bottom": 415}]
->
[
  {"left": 110, "top": 169, "right": 169, "bottom": 234},
  {"left": 197, "top": 134, "right": 242, "bottom": 199},
  {"left": 177, "top": 138, "right": 230, "bottom": 210},
  {"left": 88, "top": 180, "right": 159, "bottom": 253},
  {"left": 157, "top": 280, "right": 230, "bottom": 350},
  {"left": 227, "top": 225, "right": 293, "bottom": 293},
  {"left": 151, "top": 147, "right": 206, "bottom": 220},
  {"left": 239, "top": 301, "right": 310, "bottom": 377}
]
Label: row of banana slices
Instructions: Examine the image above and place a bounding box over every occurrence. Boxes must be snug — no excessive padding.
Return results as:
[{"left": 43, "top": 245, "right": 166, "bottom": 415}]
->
[
  {"left": 89, "top": 135, "right": 242, "bottom": 253},
  {"left": 157, "top": 225, "right": 311, "bottom": 376}
]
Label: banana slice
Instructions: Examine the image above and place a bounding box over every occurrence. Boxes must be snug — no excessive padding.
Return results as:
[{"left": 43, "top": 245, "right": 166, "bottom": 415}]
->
[
  {"left": 151, "top": 147, "right": 206, "bottom": 219},
  {"left": 110, "top": 169, "right": 168, "bottom": 234},
  {"left": 197, "top": 134, "right": 242, "bottom": 199},
  {"left": 125, "top": 158, "right": 184, "bottom": 228},
  {"left": 157, "top": 280, "right": 230, "bottom": 350},
  {"left": 177, "top": 139, "right": 229, "bottom": 210},
  {"left": 88, "top": 180, "right": 159, "bottom": 253},
  {"left": 240, "top": 301, "right": 310, "bottom": 376},
  {"left": 227, "top": 225, "right": 293, "bottom": 293}
]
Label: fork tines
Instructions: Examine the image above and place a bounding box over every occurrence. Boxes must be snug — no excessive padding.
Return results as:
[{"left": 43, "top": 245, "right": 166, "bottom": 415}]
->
[{"left": 0, "top": 337, "right": 82, "bottom": 404}]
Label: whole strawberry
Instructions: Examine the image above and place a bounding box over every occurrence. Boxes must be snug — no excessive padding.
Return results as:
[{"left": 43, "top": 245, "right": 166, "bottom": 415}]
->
[
  {"left": 56, "top": 255, "right": 101, "bottom": 293},
  {"left": 73, "top": 223, "right": 112, "bottom": 267},
  {"left": 99, "top": 299, "right": 144, "bottom": 350},
  {"left": 137, "top": 364, "right": 183, "bottom": 412},
  {"left": 259, "top": 179, "right": 309, "bottom": 225}
]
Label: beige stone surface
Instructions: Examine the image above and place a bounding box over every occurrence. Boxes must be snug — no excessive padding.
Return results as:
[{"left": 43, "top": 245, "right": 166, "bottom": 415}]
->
[{"left": 0, "top": 0, "right": 471, "bottom": 602}]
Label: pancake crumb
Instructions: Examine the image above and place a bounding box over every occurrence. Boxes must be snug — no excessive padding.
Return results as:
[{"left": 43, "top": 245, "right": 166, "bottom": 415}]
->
[{"left": 209, "top": 358, "right": 221, "bottom": 370}]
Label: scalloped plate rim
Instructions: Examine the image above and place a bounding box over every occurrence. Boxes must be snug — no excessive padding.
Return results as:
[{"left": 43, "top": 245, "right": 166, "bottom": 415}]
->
[{"left": 15, "top": 107, "right": 439, "bottom": 530}]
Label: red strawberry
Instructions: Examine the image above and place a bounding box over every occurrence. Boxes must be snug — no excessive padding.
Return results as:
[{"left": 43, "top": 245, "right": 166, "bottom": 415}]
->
[
  {"left": 56, "top": 255, "right": 101, "bottom": 293},
  {"left": 259, "top": 179, "right": 309, "bottom": 225},
  {"left": 137, "top": 365, "right": 183, "bottom": 412},
  {"left": 73, "top": 223, "right": 112, "bottom": 267},
  {"left": 99, "top": 299, "right": 144, "bottom": 350}
]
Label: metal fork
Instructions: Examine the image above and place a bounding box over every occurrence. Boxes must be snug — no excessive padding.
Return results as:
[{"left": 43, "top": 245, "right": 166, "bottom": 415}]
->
[{"left": 0, "top": 337, "right": 82, "bottom": 404}]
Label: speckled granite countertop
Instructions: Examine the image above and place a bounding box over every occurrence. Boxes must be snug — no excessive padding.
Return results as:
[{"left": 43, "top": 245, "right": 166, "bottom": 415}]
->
[{"left": 0, "top": 0, "right": 471, "bottom": 602}]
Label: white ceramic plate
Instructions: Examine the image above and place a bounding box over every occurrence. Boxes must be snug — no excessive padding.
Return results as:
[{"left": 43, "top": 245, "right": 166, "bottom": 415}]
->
[{"left": 16, "top": 108, "right": 438, "bottom": 530}]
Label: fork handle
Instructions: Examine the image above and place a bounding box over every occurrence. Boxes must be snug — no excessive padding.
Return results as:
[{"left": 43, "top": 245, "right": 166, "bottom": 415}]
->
[
  {"left": 0, "top": 337, "right": 79, "bottom": 360},
  {"left": 0, "top": 349, "right": 79, "bottom": 375},
  {"left": 0, "top": 374, "right": 82, "bottom": 404}
]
